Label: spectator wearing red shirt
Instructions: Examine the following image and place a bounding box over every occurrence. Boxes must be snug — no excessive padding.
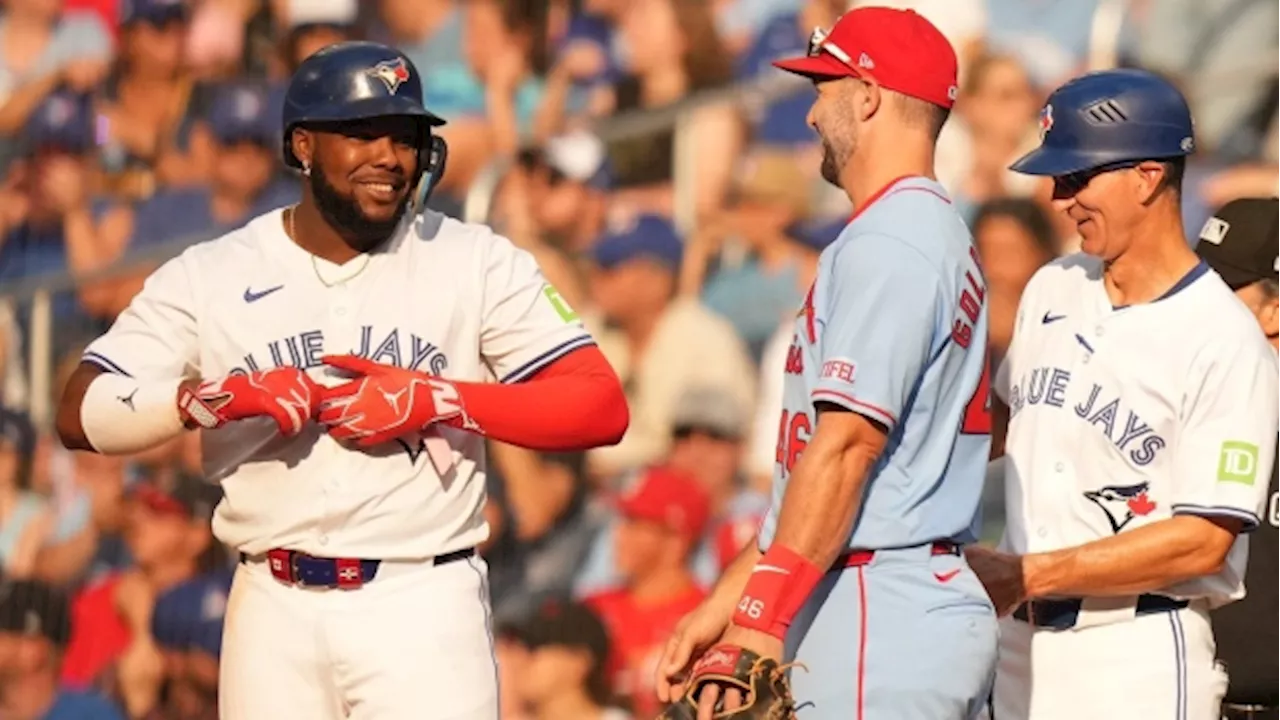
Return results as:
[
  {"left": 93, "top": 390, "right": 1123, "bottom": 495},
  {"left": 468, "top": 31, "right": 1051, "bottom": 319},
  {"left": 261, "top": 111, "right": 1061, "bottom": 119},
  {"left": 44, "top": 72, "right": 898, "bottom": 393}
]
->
[
  {"left": 60, "top": 472, "right": 221, "bottom": 718},
  {"left": 0, "top": 580, "right": 124, "bottom": 720},
  {"left": 584, "top": 466, "right": 709, "bottom": 716}
]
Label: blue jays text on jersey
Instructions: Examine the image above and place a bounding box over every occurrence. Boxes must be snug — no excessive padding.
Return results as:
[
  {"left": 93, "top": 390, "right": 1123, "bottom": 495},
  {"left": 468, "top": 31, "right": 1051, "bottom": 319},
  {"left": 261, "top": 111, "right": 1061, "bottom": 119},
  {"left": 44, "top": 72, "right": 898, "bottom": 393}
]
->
[
  {"left": 1006, "top": 366, "right": 1166, "bottom": 466},
  {"left": 229, "top": 326, "right": 451, "bottom": 376}
]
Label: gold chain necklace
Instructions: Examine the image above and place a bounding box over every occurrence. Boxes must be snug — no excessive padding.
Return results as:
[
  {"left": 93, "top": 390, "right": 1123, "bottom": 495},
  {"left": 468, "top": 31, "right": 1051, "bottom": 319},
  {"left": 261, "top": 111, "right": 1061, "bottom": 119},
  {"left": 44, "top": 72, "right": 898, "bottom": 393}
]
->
[{"left": 287, "top": 206, "right": 371, "bottom": 288}]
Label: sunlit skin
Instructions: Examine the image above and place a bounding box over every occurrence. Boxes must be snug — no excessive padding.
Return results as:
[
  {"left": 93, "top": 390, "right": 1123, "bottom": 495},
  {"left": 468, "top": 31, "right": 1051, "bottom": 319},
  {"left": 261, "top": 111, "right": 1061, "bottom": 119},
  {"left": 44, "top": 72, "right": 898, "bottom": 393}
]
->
[
  {"left": 287, "top": 115, "right": 423, "bottom": 262},
  {"left": 1047, "top": 161, "right": 1199, "bottom": 307}
]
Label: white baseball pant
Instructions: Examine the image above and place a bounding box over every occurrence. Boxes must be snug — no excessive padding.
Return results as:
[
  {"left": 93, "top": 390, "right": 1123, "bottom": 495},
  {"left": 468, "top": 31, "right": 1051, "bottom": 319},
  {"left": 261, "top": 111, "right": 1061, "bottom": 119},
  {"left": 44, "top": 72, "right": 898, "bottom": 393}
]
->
[
  {"left": 986, "top": 602, "right": 1227, "bottom": 719},
  {"left": 219, "top": 553, "right": 498, "bottom": 719}
]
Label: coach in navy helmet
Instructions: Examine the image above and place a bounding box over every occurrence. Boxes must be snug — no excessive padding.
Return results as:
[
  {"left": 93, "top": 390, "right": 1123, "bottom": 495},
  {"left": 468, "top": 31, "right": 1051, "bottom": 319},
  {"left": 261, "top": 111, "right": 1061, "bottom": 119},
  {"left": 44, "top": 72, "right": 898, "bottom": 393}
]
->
[{"left": 971, "top": 68, "right": 1278, "bottom": 720}]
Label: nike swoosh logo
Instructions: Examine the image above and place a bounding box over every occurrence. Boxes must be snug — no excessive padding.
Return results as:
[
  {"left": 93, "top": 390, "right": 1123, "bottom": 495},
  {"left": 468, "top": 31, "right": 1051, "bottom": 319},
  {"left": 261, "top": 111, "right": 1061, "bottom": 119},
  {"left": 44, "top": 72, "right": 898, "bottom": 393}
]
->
[
  {"left": 243, "top": 285, "right": 284, "bottom": 303},
  {"left": 752, "top": 565, "right": 790, "bottom": 575},
  {"left": 933, "top": 569, "right": 961, "bottom": 583},
  {"left": 1041, "top": 311, "right": 1066, "bottom": 324}
]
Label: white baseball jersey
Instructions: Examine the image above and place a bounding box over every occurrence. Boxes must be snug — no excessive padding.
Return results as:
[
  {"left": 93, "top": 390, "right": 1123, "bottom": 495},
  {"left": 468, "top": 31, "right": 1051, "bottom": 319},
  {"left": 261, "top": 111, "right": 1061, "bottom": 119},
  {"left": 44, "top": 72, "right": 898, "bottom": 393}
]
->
[
  {"left": 82, "top": 209, "right": 593, "bottom": 559},
  {"left": 995, "top": 255, "right": 1278, "bottom": 606}
]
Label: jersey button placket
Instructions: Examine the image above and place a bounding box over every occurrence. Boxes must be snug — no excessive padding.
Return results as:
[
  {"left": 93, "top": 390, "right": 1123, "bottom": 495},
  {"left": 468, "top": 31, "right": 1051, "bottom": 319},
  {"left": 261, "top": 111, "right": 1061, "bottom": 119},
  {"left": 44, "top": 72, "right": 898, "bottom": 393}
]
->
[{"left": 328, "top": 286, "right": 356, "bottom": 356}]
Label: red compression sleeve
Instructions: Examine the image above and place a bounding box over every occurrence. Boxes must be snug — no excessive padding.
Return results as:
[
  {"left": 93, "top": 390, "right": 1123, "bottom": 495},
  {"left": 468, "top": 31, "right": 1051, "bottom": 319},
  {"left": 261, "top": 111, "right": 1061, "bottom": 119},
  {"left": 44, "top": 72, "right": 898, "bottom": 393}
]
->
[{"left": 442, "top": 346, "right": 629, "bottom": 451}]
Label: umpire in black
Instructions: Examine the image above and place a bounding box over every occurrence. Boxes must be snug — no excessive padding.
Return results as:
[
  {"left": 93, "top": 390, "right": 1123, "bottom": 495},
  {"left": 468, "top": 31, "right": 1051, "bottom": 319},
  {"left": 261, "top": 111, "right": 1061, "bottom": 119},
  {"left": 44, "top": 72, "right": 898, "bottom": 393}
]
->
[{"left": 1195, "top": 197, "right": 1279, "bottom": 720}]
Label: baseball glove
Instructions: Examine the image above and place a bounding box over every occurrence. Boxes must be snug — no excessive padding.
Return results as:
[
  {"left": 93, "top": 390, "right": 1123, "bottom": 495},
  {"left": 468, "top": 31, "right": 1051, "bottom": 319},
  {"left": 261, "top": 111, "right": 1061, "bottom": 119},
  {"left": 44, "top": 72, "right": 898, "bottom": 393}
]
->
[{"left": 658, "top": 644, "right": 800, "bottom": 719}]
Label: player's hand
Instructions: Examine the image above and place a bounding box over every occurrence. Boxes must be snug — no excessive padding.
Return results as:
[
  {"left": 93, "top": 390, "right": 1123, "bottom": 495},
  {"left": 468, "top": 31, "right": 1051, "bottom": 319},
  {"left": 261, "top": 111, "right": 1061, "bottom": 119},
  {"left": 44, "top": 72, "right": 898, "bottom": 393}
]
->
[
  {"left": 687, "top": 625, "right": 784, "bottom": 716},
  {"left": 656, "top": 601, "right": 733, "bottom": 704},
  {"left": 178, "top": 367, "right": 322, "bottom": 436},
  {"left": 965, "top": 544, "right": 1027, "bottom": 616},
  {"left": 317, "top": 354, "right": 469, "bottom": 448}
]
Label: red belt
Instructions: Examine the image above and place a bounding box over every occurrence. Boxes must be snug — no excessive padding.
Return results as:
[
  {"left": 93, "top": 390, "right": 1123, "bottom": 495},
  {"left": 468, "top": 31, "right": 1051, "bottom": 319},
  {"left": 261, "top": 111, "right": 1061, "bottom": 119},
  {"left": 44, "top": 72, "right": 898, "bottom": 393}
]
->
[
  {"left": 246, "top": 547, "right": 475, "bottom": 589},
  {"left": 834, "top": 541, "right": 960, "bottom": 569}
]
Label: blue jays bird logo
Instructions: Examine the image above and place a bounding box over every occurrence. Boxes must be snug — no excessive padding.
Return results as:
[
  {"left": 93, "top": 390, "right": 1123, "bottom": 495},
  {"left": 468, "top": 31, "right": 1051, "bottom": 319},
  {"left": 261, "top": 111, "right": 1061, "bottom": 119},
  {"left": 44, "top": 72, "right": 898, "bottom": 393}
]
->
[
  {"left": 1038, "top": 104, "right": 1054, "bottom": 141},
  {"left": 1083, "top": 482, "right": 1157, "bottom": 534},
  {"left": 369, "top": 59, "right": 411, "bottom": 94}
]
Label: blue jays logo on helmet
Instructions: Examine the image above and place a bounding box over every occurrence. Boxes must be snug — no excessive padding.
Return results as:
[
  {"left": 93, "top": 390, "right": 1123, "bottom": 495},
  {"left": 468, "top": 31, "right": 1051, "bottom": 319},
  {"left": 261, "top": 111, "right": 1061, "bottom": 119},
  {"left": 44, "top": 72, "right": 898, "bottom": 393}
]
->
[
  {"left": 1083, "top": 482, "right": 1157, "bottom": 534},
  {"left": 1037, "top": 104, "right": 1053, "bottom": 141},
  {"left": 369, "top": 58, "right": 411, "bottom": 94}
]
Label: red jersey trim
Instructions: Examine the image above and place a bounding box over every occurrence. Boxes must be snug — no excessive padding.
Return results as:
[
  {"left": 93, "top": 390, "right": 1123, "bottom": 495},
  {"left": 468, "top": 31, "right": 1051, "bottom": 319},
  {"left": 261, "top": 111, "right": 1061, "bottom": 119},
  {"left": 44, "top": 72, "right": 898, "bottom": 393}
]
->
[{"left": 851, "top": 176, "right": 951, "bottom": 220}]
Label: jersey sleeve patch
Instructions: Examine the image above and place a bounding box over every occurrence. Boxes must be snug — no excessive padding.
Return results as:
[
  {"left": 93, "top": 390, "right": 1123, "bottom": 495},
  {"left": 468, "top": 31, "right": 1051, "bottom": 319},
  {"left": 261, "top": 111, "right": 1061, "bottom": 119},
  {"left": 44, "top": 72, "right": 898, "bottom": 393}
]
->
[
  {"left": 808, "top": 234, "right": 951, "bottom": 431},
  {"left": 818, "top": 358, "right": 856, "bottom": 386},
  {"left": 479, "top": 231, "right": 598, "bottom": 382},
  {"left": 1169, "top": 318, "right": 1278, "bottom": 524}
]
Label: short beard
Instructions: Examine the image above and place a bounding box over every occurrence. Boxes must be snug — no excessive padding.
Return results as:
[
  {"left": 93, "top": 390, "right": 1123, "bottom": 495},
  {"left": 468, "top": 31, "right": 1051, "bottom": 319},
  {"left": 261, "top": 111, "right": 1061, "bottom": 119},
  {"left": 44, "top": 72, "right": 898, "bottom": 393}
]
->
[
  {"left": 819, "top": 132, "right": 853, "bottom": 188},
  {"left": 309, "top": 157, "right": 411, "bottom": 250}
]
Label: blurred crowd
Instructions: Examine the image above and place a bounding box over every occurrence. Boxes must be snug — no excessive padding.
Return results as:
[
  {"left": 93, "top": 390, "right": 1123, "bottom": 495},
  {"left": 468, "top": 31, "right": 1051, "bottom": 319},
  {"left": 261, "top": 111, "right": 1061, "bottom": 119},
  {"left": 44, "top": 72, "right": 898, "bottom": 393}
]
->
[{"left": 0, "top": 0, "right": 1274, "bottom": 718}]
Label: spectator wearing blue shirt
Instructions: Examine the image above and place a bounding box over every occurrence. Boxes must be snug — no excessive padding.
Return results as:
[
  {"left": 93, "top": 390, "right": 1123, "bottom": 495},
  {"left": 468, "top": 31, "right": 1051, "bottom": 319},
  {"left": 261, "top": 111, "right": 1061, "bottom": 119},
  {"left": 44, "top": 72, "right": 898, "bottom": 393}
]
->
[
  {"left": 734, "top": 0, "right": 844, "bottom": 149},
  {"left": 685, "top": 151, "right": 820, "bottom": 359},
  {"left": 0, "top": 0, "right": 112, "bottom": 173},
  {"left": 0, "top": 89, "right": 108, "bottom": 352},
  {"left": 84, "top": 80, "right": 299, "bottom": 319},
  {"left": 538, "top": 10, "right": 619, "bottom": 134},
  {"left": 0, "top": 579, "right": 124, "bottom": 720},
  {"left": 149, "top": 571, "right": 231, "bottom": 720}
]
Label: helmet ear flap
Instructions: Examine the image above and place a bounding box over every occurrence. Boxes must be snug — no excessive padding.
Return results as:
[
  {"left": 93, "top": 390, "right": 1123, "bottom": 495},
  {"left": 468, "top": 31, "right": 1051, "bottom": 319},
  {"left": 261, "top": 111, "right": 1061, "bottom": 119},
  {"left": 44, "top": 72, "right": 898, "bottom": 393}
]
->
[{"left": 412, "top": 135, "right": 449, "bottom": 212}]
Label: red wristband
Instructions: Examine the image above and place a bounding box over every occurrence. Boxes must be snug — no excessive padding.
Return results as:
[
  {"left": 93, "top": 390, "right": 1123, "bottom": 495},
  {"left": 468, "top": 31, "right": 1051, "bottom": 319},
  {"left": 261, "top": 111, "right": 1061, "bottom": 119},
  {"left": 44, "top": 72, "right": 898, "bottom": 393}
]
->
[{"left": 732, "top": 544, "right": 824, "bottom": 640}]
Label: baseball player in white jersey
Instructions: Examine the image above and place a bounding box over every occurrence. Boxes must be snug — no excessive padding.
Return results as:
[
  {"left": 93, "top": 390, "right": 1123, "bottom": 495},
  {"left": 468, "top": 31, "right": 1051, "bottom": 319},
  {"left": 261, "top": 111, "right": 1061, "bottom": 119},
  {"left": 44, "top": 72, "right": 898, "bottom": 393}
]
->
[
  {"left": 968, "top": 70, "right": 1279, "bottom": 720},
  {"left": 53, "top": 43, "right": 628, "bottom": 720}
]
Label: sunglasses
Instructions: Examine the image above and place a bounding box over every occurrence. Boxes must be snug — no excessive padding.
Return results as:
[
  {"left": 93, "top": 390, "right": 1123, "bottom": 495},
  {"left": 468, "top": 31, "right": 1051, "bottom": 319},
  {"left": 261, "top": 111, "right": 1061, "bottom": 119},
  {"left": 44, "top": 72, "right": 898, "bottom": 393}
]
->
[
  {"left": 807, "top": 26, "right": 859, "bottom": 75},
  {"left": 1052, "top": 160, "right": 1143, "bottom": 195}
]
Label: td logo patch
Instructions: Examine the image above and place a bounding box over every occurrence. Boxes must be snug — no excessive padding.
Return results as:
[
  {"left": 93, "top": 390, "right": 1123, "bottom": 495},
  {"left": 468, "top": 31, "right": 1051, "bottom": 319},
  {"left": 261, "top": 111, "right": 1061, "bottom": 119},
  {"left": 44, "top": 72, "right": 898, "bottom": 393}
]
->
[
  {"left": 543, "top": 285, "right": 579, "bottom": 323},
  {"left": 1217, "top": 441, "right": 1259, "bottom": 485}
]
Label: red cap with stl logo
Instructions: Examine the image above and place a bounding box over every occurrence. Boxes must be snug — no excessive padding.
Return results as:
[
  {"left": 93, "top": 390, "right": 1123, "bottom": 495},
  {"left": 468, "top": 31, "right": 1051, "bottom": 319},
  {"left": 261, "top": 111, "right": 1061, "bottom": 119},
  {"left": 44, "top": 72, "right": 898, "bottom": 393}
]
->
[
  {"left": 773, "top": 6, "right": 959, "bottom": 110},
  {"left": 615, "top": 465, "right": 711, "bottom": 543}
]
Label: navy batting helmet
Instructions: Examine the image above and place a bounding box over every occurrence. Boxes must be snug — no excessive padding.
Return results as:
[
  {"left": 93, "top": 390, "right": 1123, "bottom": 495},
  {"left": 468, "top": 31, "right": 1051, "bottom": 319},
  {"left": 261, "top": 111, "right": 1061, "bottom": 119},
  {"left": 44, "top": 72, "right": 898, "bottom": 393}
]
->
[
  {"left": 281, "top": 41, "right": 448, "bottom": 198},
  {"left": 1010, "top": 69, "right": 1195, "bottom": 177}
]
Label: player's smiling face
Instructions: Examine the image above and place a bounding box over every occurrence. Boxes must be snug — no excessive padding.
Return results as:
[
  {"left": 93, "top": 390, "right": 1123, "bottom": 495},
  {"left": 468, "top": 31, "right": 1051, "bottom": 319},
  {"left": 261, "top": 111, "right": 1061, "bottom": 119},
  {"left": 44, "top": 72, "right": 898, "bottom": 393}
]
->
[
  {"left": 293, "top": 115, "right": 422, "bottom": 248},
  {"left": 1050, "top": 161, "right": 1169, "bottom": 260}
]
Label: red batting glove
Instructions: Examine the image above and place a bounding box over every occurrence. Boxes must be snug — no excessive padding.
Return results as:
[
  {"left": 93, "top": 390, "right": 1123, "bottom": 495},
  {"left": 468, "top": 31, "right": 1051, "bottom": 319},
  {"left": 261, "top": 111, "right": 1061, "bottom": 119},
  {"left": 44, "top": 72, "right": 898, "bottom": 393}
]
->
[
  {"left": 177, "top": 367, "right": 322, "bottom": 436},
  {"left": 316, "top": 354, "right": 473, "bottom": 448}
]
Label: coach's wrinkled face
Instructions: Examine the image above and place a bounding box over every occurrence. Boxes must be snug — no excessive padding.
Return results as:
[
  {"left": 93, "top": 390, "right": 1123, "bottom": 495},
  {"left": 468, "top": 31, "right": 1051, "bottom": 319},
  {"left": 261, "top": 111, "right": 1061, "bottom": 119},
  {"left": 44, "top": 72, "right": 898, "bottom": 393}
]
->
[
  {"left": 1050, "top": 161, "right": 1173, "bottom": 260},
  {"left": 292, "top": 116, "right": 421, "bottom": 248}
]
